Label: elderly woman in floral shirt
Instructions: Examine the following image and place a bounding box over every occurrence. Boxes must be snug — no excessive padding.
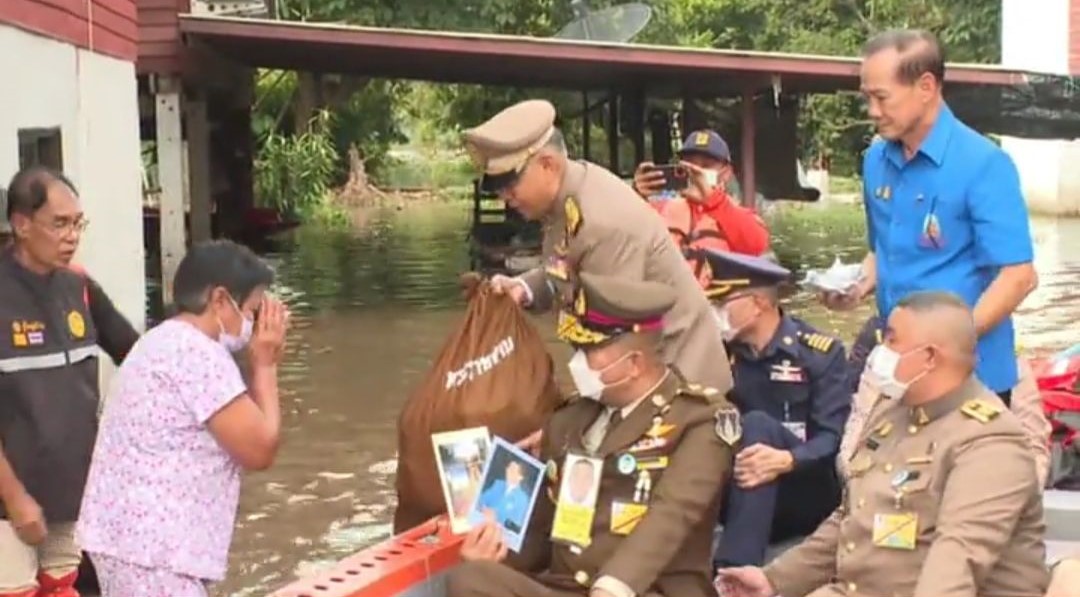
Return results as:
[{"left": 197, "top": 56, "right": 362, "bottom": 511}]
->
[{"left": 77, "top": 240, "right": 289, "bottom": 596}]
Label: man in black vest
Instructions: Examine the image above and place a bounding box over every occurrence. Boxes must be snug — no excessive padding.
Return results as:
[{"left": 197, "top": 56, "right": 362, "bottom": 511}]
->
[{"left": 0, "top": 167, "right": 137, "bottom": 597}]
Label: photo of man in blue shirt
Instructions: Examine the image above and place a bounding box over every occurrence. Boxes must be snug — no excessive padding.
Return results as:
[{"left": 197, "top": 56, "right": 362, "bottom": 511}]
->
[
  {"left": 476, "top": 459, "right": 532, "bottom": 532},
  {"left": 823, "top": 28, "right": 1038, "bottom": 403}
]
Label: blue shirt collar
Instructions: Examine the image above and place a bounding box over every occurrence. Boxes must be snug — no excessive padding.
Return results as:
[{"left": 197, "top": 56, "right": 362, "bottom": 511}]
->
[{"left": 884, "top": 102, "right": 955, "bottom": 168}]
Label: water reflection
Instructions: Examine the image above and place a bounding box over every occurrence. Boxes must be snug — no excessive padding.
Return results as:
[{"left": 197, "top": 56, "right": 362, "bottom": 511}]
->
[{"left": 218, "top": 202, "right": 1078, "bottom": 596}]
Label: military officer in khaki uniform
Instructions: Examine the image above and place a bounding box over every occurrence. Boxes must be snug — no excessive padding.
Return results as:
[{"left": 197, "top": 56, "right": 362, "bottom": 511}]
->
[
  {"left": 463, "top": 99, "right": 732, "bottom": 395},
  {"left": 717, "top": 290, "right": 1049, "bottom": 597},
  {"left": 447, "top": 273, "right": 739, "bottom": 597},
  {"left": 839, "top": 314, "right": 1052, "bottom": 488}
]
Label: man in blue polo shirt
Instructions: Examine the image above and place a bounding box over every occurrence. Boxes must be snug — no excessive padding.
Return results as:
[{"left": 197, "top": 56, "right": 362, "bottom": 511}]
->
[{"left": 823, "top": 29, "right": 1038, "bottom": 402}]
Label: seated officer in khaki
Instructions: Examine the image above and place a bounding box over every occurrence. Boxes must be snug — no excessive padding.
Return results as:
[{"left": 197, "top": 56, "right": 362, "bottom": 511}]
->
[
  {"left": 717, "top": 290, "right": 1049, "bottom": 597},
  {"left": 448, "top": 272, "right": 739, "bottom": 597},
  {"left": 463, "top": 99, "right": 732, "bottom": 395}
]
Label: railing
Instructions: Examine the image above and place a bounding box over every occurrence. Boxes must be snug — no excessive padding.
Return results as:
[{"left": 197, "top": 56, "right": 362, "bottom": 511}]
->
[{"left": 269, "top": 517, "right": 464, "bottom": 597}]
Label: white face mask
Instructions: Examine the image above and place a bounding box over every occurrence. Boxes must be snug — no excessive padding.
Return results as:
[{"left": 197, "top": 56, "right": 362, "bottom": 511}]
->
[
  {"left": 713, "top": 307, "right": 739, "bottom": 342},
  {"left": 218, "top": 295, "right": 254, "bottom": 353},
  {"left": 702, "top": 169, "right": 720, "bottom": 189},
  {"left": 567, "top": 350, "right": 631, "bottom": 401},
  {"left": 867, "top": 344, "right": 928, "bottom": 399}
]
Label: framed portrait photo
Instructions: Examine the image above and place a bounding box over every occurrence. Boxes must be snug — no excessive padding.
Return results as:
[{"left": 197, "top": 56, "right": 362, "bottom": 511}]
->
[
  {"left": 432, "top": 426, "right": 492, "bottom": 534},
  {"left": 467, "top": 436, "right": 545, "bottom": 552}
]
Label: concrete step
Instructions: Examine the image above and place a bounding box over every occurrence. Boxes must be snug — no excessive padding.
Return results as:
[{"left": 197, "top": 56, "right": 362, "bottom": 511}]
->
[{"left": 1045, "top": 489, "right": 1080, "bottom": 542}]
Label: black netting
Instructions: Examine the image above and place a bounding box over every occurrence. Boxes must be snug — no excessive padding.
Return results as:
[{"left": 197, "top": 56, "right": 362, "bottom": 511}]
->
[{"left": 948, "top": 75, "right": 1080, "bottom": 140}]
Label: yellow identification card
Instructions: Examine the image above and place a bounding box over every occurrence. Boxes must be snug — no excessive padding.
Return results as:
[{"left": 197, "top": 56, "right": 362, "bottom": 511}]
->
[
  {"left": 550, "top": 454, "right": 602, "bottom": 548},
  {"left": 610, "top": 501, "right": 648, "bottom": 535},
  {"left": 872, "top": 512, "right": 918, "bottom": 550}
]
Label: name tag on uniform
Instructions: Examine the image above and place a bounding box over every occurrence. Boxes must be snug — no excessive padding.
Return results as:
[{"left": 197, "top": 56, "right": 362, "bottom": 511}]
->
[
  {"left": 872, "top": 512, "right": 918, "bottom": 550},
  {"left": 551, "top": 454, "right": 603, "bottom": 548},
  {"left": 610, "top": 501, "right": 648, "bottom": 535},
  {"left": 769, "top": 362, "right": 804, "bottom": 383},
  {"left": 782, "top": 422, "right": 807, "bottom": 442}
]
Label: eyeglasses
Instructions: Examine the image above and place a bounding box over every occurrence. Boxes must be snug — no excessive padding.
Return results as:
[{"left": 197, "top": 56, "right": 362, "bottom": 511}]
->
[{"left": 39, "top": 218, "right": 89, "bottom": 236}]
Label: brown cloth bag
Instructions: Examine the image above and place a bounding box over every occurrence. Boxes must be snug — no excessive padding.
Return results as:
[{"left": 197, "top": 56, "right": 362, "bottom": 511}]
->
[{"left": 393, "top": 276, "right": 562, "bottom": 532}]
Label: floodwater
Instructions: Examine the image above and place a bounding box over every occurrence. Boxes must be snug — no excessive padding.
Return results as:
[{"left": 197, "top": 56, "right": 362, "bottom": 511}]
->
[{"left": 216, "top": 201, "right": 1079, "bottom": 596}]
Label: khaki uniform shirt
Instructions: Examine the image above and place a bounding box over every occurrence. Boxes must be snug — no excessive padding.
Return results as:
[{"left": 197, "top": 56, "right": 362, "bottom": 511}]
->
[
  {"left": 519, "top": 160, "right": 733, "bottom": 394},
  {"left": 510, "top": 372, "right": 735, "bottom": 597},
  {"left": 768, "top": 377, "right": 1049, "bottom": 597},
  {"left": 839, "top": 359, "right": 1052, "bottom": 488}
]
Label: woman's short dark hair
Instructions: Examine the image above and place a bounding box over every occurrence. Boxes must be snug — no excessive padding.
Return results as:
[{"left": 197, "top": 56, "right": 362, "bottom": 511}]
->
[{"left": 172, "top": 240, "right": 274, "bottom": 314}]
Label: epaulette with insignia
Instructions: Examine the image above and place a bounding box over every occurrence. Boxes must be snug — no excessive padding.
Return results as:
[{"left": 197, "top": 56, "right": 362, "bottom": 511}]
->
[
  {"left": 564, "top": 196, "right": 583, "bottom": 238},
  {"left": 679, "top": 383, "right": 719, "bottom": 401},
  {"left": 798, "top": 331, "right": 835, "bottom": 352},
  {"left": 960, "top": 399, "right": 1001, "bottom": 424}
]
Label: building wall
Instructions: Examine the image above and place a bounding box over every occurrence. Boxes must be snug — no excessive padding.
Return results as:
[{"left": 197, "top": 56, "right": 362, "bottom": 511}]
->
[
  {"left": 1000, "top": 0, "right": 1080, "bottom": 216},
  {"left": 0, "top": 24, "right": 146, "bottom": 386},
  {"left": 137, "top": 0, "right": 190, "bottom": 75},
  {"left": 0, "top": 0, "right": 138, "bottom": 62}
]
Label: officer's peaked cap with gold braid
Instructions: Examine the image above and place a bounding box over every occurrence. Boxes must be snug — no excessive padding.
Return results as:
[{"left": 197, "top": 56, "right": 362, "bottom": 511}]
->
[
  {"left": 698, "top": 249, "right": 790, "bottom": 302},
  {"left": 557, "top": 272, "right": 676, "bottom": 347},
  {"left": 463, "top": 99, "right": 557, "bottom": 194}
]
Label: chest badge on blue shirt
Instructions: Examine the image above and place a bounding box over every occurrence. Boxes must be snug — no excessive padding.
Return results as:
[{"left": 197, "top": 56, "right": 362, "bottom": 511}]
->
[
  {"left": 919, "top": 212, "right": 944, "bottom": 249},
  {"left": 769, "top": 360, "right": 804, "bottom": 383}
]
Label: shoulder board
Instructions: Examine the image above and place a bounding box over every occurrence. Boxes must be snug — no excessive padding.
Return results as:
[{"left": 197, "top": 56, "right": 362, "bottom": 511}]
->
[
  {"left": 564, "top": 196, "right": 583, "bottom": 238},
  {"left": 679, "top": 383, "right": 720, "bottom": 401},
  {"left": 960, "top": 399, "right": 1002, "bottom": 424},
  {"left": 798, "top": 331, "right": 835, "bottom": 353}
]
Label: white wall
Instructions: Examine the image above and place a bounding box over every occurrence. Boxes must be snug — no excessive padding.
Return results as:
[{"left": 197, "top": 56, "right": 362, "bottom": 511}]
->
[
  {"left": 0, "top": 25, "right": 146, "bottom": 386},
  {"left": 1000, "top": 0, "right": 1080, "bottom": 215}
]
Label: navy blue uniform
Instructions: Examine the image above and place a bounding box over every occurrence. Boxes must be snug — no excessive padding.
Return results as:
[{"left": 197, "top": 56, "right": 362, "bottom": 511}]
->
[{"left": 715, "top": 316, "right": 850, "bottom": 567}]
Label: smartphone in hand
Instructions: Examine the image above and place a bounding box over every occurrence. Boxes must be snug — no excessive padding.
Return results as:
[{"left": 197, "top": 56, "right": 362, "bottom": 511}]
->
[{"left": 654, "top": 164, "right": 689, "bottom": 192}]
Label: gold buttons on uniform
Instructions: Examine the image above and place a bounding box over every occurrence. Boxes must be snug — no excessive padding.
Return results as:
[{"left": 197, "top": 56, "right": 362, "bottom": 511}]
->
[
  {"left": 574, "top": 571, "right": 589, "bottom": 586},
  {"left": 848, "top": 582, "right": 858, "bottom": 592},
  {"left": 846, "top": 541, "right": 855, "bottom": 552},
  {"left": 884, "top": 463, "right": 894, "bottom": 473},
  {"left": 908, "top": 424, "right": 919, "bottom": 434},
  {"left": 857, "top": 498, "right": 866, "bottom": 509}
]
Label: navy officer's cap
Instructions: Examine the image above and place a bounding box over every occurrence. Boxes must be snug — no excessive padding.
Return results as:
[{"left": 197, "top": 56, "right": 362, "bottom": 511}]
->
[{"left": 698, "top": 249, "right": 790, "bottom": 301}]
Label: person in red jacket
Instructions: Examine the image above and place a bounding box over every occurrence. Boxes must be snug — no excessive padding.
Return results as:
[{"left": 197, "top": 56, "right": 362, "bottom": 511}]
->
[{"left": 632, "top": 130, "right": 770, "bottom": 289}]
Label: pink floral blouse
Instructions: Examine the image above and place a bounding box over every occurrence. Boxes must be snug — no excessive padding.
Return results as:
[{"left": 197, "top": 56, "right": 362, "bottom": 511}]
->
[{"left": 77, "top": 319, "right": 248, "bottom": 581}]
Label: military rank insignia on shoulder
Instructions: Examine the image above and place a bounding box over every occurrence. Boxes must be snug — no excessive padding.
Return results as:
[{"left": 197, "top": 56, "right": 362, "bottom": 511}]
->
[
  {"left": 714, "top": 407, "right": 742, "bottom": 446},
  {"left": 960, "top": 399, "right": 1002, "bottom": 424},
  {"left": 798, "top": 331, "right": 835, "bottom": 352},
  {"left": 680, "top": 383, "right": 719, "bottom": 401},
  {"left": 564, "top": 196, "right": 583, "bottom": 238}
]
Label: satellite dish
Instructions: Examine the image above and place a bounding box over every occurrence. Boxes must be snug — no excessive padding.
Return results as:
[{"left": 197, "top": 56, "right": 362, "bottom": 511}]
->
[{"left": 554, "top": 0, "right": 653, "bottom": 43}]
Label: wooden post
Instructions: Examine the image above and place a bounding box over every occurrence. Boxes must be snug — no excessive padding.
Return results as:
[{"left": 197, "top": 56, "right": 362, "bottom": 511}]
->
[
  {"left": 185, "top": 95, "right": 213, "bottom": 243},
  {"left": 740, "top": 88, "right": 757, "bottom": 210},
  {"left": 628, "top": 89, "right": 646, "bottom": 167},
  {"left": 582, "top": 91, "right": 591, "bottom": 161},
  {"left": 607, "top": 93, "right": 620, "bottom": 175},
  {"left": 155, "top": 76, "right": 186, "bottom": 305}
]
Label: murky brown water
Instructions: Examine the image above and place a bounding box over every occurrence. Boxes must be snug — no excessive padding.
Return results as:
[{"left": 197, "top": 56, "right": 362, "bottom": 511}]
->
[{"left": 216, "top": 202, "right": 1080, "bottom": 596}]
